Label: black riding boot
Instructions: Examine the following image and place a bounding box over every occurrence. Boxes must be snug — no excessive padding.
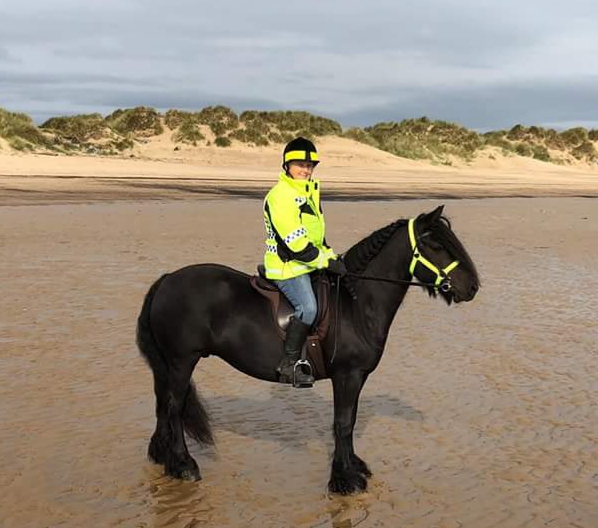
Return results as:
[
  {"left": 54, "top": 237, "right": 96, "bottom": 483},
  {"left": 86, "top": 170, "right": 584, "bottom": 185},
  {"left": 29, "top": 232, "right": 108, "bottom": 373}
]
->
[{"left": 277, "top": 317, "right": 314, "bottom": 387}]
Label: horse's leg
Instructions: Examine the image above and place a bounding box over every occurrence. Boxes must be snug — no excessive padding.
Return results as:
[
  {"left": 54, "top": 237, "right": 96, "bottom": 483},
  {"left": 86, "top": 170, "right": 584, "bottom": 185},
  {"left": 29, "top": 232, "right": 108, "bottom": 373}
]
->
[
  {"left": 348, "top": 379, "right": 372, "bottom": 478},
  {"left": 148, "top": 369, "right": 169, "bottom": 465},
  {"left": 163, "top": 353, "right": 203, "bottom": 481},
  {"left": 328, "top": 369, "right": 369, "bottom": 495}
]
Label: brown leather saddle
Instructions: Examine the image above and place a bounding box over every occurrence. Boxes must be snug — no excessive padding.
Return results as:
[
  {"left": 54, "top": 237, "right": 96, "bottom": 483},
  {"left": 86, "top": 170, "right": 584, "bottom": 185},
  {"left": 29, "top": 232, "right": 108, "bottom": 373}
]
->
[{"left": 249, "top": 265, "right": 331, "bottom": 380}]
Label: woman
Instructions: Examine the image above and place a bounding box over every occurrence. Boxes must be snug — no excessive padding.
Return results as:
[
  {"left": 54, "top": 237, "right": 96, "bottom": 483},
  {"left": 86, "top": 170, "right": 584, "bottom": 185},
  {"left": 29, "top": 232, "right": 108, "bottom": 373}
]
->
[{"left": 263, "top": 137, "right": 346, "bottom": 386}]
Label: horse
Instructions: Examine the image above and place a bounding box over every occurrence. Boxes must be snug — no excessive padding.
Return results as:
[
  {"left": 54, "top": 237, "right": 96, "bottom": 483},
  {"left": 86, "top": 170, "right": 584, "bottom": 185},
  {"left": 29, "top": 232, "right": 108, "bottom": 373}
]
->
[{"left": 136, "top": 205, "right": 480, "bottom": 495}]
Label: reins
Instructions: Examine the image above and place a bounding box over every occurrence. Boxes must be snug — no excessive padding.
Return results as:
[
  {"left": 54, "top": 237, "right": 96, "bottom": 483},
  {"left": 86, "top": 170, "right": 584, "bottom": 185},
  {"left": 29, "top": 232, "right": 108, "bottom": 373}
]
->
[
  {"left": 345, "top": 272, "right": 442, "bottom": 290},
  {"left": 329, "top": 217, "right": 460, "bottom": 364}
]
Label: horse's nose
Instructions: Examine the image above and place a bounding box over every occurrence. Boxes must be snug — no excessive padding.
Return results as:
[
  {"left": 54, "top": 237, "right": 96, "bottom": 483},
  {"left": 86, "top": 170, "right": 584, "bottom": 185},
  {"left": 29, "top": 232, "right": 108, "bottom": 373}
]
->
[{"left": 470, "top": 283, "right": 479, "bottom": 298}]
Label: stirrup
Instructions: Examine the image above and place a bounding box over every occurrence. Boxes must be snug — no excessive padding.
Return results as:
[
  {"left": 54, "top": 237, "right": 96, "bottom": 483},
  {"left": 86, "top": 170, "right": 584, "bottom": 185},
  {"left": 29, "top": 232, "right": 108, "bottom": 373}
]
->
[{"left": 293, "top": 359, "right": 314, "bottom": 389}]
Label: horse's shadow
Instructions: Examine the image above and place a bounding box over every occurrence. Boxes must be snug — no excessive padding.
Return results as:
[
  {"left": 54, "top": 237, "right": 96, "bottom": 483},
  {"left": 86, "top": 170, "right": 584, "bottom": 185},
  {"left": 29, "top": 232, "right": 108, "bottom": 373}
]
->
[{"left": 194, "top": 384, "right": 423, "bottom": 455}]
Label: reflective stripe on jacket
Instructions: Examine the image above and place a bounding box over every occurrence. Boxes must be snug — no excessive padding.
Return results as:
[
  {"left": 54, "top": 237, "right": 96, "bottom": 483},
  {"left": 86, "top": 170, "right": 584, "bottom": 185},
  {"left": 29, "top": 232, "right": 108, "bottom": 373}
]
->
[{"left": 263, "top": 172, "right": 336, "bottom": 279}]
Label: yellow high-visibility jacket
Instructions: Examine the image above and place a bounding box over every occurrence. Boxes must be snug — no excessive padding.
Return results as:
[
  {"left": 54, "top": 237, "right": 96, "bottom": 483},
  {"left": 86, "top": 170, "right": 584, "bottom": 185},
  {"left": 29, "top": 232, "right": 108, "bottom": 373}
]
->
[{"left": 263, "top": 172, "right": 336, "bottom": 279}]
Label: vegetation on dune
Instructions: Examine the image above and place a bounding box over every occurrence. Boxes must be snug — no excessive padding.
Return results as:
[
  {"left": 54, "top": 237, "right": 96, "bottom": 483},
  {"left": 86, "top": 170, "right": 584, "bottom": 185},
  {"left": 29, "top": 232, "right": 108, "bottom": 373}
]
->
[
  {"left": 214, "top": 136, "right": 231, "bottom": 147},
  {"left": 103, "top": 136, "right": 135, "bottom": 154},
  {"left": 164, "top": 109, "right": 194, "bottom": 130},
  {"left": 531, "top": 145, "right": 551, "bottom": 162},
  {"left": 342, "top": 127, "right": 380, "bottom": 148},
  {"left": 39, "top": 112, "right": 136, "bottom": 154},
  {"left": 267, "top": 130, "right": 294, "bottom": 144},
  {"left": 233, "top": 111, "right": 272, "bottom": 146},
  {"left": 105, "top": 106, "right": 163, "bottom": 136},
  {"left": 482, "top": 130, "right": 514, "bottom": 152},
  {"left": 350, "top": 117, "right": 483, "bottom": 162},
  {"left": 342, "top": 120, "right": 597, "bottom": 164},
  {"left": 237, "top": 110, "right": 341, "bottom": 145},
  {"left": 515, "top": 143, "right": 533, "bottom": 157},
  {"left": 0, "top": 107, "right": 51, "bottom": 150},
  {"left": 172, "top": 118, "right": 205, "bottom": 145},
  {"left": 480, "top": 124, "right": 598, "bottom": 163},
  {"left": 572, "top": 141, "right": 598, "bottom": 162},
  {"left": 2, "top": 104, "right": 597, "bottom": 164},
  {"left": 196, "top": 105, "right": 239, "bottom": 136},
  {"left": 252, "top": 110, "right": 342, "bottom": 136},
  {"left": 41, "top": 113, "right": 106, "bottom": 144},
  {"left": 559, "top": 127, "right": 588, "bottom": 146},
  {"left": 227, "top": 110, "right": 341, "bottom": 147},
  {"left": 229, "top": 128, "right": 269, "bottom": 146}
]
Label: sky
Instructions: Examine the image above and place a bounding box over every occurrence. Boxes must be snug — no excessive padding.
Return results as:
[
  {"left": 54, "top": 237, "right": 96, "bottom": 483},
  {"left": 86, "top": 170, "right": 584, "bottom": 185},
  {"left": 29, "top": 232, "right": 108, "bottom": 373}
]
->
[{"left": 1, "top": 0, "right": 597, "bottom": 130}]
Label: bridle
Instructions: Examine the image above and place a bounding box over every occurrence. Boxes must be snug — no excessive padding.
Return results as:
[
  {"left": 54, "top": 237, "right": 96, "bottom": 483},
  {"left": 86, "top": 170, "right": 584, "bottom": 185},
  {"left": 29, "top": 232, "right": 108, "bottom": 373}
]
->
[
  {"left": 343, "top": 217, "right": 461, "bottom": 294},
  {"left": 331, "top": 217, "right": 461, "bottom": 363},
  {"left": 407, "top": 218, "right": 460, "bottom": 294}
]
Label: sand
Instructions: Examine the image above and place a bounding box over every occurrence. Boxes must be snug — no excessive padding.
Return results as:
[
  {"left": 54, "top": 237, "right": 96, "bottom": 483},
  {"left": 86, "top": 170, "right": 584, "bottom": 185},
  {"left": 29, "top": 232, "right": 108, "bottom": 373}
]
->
[
  {"left": 1, "top": 136, "right": 597, "bottom": 205},
  {"left": 1, "top": 145, "right": 598, "bottom": 527}
]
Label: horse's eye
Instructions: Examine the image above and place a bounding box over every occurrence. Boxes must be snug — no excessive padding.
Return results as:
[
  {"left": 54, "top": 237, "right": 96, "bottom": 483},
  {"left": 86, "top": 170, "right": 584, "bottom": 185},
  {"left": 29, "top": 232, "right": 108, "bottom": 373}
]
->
[{"left": 426, "top": 240, "right": 443, "bottom": 251}]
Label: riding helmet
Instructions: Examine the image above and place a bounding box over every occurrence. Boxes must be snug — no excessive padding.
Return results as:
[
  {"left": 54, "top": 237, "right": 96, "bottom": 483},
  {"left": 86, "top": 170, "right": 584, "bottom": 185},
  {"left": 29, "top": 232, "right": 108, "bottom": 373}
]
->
[{"left": 282, "top": 137, "right": 320, "bottom": 171}]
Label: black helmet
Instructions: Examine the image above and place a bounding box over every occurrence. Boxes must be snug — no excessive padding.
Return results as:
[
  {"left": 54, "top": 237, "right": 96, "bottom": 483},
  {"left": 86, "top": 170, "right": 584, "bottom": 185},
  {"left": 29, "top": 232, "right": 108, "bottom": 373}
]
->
[{"left": 282, "top": 137, "right": 320, "bottom": 170}]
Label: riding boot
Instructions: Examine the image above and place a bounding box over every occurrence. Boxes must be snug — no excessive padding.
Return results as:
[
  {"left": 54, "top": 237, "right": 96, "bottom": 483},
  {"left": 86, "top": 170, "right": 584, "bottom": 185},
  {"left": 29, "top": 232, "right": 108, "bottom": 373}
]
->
[{"left": 277, "top": 317, "right": 314, "bottom": 386}]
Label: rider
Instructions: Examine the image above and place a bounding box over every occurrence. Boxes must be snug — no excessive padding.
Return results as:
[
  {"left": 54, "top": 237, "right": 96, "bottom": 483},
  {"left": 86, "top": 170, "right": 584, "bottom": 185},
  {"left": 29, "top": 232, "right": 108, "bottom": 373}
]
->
[{"left": 263, "top": 137, "right": 347, "bottom": 384}]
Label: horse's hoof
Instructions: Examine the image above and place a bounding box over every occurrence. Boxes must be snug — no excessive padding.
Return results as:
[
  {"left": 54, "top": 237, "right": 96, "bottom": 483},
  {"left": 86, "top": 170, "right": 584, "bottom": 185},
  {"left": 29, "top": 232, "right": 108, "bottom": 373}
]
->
[
  {"left": 328, "top": 470, "right": 368, "bottom": 495},
  {"left": 350, "top": 455, "right": 372, "bottom": 478},
  {"left": 180, "top": 467, "right": 202, "bottom": 481},
  {"left": 166, "top": 457, "right": 201, "bottom": 481}
]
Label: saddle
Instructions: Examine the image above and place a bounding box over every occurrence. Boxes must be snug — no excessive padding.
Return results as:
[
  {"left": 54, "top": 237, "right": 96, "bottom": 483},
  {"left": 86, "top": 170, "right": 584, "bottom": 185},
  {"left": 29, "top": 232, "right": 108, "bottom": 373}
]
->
[{"left": 249, "top": 265, "right": 331, "bottom": 380}]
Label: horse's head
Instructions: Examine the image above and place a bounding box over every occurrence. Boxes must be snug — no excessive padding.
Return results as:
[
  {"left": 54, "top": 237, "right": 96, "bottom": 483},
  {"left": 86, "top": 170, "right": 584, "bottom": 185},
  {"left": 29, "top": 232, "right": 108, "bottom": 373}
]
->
[{"left": 411, "top": 205, "right": 480, "bottom": 304}]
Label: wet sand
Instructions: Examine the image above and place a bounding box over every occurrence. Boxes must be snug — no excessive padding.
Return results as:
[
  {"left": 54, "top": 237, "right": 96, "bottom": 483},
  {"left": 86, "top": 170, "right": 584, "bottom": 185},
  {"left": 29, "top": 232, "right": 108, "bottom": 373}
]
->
[
  {"left": 1, "top": 196, "right": 598, "bottom": 528},
  {"left": 2, "top": 139, "right": 598, "bottom": 206}
]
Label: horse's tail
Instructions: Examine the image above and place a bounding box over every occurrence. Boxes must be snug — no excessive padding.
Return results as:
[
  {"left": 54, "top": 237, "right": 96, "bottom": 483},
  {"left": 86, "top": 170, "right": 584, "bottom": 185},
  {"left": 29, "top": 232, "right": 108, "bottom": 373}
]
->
[
  {"left": 136, "top": 274, "right": 169, "bottom": 386},
  {"left": 136, "top": 274, "right": 214, "bottom": 446}
]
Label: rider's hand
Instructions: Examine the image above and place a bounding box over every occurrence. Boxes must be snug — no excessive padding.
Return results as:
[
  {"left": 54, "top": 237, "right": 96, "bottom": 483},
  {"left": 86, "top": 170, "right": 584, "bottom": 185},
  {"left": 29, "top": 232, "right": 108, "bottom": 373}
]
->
[{"left": 327, "top": 258, "right": 347, "bottom": 277}]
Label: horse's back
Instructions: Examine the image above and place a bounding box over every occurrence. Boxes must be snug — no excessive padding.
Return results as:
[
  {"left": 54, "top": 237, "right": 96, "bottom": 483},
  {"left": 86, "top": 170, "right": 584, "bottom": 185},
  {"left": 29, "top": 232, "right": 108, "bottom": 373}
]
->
[
  {"left": 148, "top": 263, "right": 282, "bottom": 380},
  {"left": 151, "top": 263, "right": 257, "bottom": 330}
]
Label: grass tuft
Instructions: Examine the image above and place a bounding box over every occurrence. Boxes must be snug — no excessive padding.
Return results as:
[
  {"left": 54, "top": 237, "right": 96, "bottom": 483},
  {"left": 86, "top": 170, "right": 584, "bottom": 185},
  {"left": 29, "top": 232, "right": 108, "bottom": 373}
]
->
[{"left": 105, "top": 107, "right": 163, "bottom": 136}]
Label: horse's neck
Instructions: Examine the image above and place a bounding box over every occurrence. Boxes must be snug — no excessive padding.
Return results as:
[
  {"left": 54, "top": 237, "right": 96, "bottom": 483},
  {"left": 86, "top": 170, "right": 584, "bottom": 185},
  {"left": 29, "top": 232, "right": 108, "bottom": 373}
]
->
[{"left": 356, "top": 227, "right": 412, "bottom": 351}]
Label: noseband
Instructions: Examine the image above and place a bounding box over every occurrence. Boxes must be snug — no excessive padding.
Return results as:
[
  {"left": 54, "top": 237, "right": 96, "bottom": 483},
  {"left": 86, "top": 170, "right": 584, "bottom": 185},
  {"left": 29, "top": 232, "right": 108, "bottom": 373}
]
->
[
  {"left": 408, "top": 219, "right": 460, "bottom": 293},
  {"left": 343, "top": 218, "right": 460, "bottom": 293}
]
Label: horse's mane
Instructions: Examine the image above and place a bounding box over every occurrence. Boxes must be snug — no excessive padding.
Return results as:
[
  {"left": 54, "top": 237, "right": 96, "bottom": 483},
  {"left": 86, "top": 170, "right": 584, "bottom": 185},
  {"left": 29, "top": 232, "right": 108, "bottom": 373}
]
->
[
  {"left": 341, "top": 214, "right": 479, "bottom": 295},
  {"left": 343, "top": 219, "right": 408, "bottom": 294}
]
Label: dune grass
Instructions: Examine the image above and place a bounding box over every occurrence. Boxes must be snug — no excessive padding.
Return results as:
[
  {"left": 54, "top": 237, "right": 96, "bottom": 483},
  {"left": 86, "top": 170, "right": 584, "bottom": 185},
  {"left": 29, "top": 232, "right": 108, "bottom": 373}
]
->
[
  {"left": 2, "top": 104, "right": 597, "bottom": 164},
  {"left": 0, "top": 107, "right": 51, "bottom": 150},
  {"left": 41, "top": 113, "right": 106, "bottom": 144},
  {"left": 105, "top": 107, "right": 163, "bottom": 136},
  {"left": 172, "top": 118, "right": 205, "bottom": 145},
  {"left": 348, "top": 117, "right": 483, "bottom": 162}
]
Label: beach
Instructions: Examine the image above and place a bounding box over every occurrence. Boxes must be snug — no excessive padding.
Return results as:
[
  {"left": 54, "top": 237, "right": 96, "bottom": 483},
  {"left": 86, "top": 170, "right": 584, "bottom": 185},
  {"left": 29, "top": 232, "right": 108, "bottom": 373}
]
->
[
  {"left": 1, "top": 147, "right": 598, "bottom": 527},
  {"left": 1, "top": 136, "right": 597, "bottom": 205}
]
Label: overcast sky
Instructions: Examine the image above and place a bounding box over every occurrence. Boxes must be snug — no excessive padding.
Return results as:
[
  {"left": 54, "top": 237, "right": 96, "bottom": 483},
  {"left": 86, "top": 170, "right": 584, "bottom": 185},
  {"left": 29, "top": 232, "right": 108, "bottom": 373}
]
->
[{"left": 1, "top": 0, "right": 597, "bottom": 130}]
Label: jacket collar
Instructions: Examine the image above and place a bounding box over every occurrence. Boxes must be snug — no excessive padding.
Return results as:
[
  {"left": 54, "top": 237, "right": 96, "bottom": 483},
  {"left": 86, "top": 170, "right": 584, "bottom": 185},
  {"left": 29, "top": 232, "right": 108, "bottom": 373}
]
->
[{"left": 278, "top": 171, "right": 319, "bottom": 196}]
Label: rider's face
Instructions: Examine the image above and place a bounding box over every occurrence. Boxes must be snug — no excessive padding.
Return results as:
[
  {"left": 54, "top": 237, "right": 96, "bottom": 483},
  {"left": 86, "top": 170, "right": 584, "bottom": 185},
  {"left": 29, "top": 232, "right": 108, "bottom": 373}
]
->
[{"left": 287, "top": 160, "right": 316, "bottom": 180}]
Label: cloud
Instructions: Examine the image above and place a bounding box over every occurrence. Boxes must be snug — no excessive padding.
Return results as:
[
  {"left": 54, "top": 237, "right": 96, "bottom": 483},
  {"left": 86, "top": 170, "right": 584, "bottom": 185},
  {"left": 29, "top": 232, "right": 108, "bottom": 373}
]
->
[
  {"left": 336, "top": 78, "right": 598, "bottom": 130},
  {"left": 0, "top": 45, "right": 18, "bottom": 64},
  {"left": 1, "top": 0, "right": 597, "bottom": 128}
]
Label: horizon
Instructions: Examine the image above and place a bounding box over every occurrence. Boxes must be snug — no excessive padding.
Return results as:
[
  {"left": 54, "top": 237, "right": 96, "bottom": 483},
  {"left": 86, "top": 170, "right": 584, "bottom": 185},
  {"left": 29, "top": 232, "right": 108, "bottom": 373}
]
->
[{"left": 3, "top": 103, "right": 598, "bottom": 134}]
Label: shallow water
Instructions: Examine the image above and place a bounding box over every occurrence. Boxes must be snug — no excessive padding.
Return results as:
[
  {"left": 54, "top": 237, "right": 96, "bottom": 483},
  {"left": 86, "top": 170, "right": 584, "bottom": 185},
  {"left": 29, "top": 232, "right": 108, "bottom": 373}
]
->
[{"left": 1, "top": 198, "right": 597, "bottom": 528}]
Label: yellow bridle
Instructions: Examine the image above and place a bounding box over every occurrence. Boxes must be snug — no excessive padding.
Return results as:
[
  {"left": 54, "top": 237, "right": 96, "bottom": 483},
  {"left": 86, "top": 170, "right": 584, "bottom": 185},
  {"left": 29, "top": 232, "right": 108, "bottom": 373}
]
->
[{"left": 408, "top": 218, "right": 460, "bottom": 292}]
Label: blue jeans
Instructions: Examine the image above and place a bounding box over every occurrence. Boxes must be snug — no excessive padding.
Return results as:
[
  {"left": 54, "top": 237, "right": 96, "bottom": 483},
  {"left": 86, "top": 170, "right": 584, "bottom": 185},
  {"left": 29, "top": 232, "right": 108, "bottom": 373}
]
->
[{"left": 275, "top": 273, "right": 318, "bottom": 326}]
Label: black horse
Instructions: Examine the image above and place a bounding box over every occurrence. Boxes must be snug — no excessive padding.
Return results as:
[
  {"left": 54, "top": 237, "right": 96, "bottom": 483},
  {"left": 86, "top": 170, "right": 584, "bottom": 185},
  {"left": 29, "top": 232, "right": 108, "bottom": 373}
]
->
[{"left": 136, "top": 205, "right": 480, "bottom": 494}]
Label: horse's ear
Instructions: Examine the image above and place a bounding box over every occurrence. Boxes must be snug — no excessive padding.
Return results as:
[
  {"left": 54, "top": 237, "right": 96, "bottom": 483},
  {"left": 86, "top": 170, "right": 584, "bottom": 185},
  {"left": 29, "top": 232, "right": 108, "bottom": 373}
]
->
[{"left": 426, "top": 205, "right": 444, "bottom": 224}]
